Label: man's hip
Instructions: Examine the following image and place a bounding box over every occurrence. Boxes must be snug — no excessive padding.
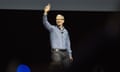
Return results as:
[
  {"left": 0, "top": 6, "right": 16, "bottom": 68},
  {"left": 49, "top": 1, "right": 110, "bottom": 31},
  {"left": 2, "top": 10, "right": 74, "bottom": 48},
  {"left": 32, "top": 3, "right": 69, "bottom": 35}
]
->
[{"left": 51, "top": 48, "right": 67, "bottom": 52}]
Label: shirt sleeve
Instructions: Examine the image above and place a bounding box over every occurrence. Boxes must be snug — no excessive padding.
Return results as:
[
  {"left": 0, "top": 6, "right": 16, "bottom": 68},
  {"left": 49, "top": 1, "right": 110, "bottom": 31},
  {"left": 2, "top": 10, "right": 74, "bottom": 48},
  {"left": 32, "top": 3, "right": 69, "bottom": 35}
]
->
[
  {"left": 43, "top": 15, "right": 53, "bottom": 31},
  {"left": 66, "top": 32, "right": 72, "bottom": 57}
]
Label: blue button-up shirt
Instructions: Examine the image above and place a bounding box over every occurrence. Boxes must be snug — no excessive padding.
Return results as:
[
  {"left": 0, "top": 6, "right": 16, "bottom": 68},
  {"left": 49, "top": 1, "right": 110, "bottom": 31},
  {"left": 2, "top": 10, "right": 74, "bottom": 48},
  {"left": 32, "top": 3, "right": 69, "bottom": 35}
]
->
[{"left": 43, "top": 15, "right": 72, "bottom": 57}]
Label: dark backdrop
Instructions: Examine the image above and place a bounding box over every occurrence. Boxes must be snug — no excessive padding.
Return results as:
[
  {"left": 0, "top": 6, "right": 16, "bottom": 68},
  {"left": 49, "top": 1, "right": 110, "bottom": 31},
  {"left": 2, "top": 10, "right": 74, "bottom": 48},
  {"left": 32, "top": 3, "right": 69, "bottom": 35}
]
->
[{"left": 1, "top": 10, "right": 120, "bottom": 72}]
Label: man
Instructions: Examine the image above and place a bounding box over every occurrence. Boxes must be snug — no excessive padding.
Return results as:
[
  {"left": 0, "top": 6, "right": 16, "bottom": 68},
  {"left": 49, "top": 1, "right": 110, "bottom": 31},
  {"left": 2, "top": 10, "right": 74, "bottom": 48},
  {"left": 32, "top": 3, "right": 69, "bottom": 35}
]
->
[{"left": 43, "top": 3, "right": 73, "bottom": 72}]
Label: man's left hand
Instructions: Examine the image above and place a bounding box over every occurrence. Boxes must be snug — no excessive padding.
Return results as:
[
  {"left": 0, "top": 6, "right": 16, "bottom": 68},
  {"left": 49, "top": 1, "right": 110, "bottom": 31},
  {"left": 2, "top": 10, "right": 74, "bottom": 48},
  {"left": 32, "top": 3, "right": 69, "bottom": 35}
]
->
[{"left": 69, "top": 56, "right": 73, "bottom": 62}]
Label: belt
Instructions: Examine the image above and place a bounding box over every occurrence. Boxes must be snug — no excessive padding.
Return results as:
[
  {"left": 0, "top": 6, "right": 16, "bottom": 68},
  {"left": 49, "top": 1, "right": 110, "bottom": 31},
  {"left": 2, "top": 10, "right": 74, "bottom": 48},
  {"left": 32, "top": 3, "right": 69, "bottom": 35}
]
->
[{"left": 52, "top": 48, "right": 67, "bottom": 52}]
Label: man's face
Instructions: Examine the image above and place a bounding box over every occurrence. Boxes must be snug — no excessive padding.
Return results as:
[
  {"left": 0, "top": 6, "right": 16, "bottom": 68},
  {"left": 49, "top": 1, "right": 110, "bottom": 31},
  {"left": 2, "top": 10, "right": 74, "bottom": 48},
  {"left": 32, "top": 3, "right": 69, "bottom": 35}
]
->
[{"left": 56, "top": 14, "right": 64, "bottom": 26}]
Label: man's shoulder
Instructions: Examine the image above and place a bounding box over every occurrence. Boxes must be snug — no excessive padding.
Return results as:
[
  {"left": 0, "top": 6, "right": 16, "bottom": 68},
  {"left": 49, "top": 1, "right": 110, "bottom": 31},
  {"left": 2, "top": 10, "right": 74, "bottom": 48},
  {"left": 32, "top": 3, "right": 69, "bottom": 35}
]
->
[{"left": 64, "top": 28, "right": 69, "bottom": 34}]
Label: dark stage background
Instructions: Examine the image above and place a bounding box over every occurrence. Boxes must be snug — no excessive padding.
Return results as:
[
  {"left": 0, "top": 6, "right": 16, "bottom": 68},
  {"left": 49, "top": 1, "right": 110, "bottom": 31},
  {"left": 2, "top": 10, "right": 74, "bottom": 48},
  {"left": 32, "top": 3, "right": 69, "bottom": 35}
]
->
[{"left": 1, "top": 10, "right": 120, "bottom": 72}]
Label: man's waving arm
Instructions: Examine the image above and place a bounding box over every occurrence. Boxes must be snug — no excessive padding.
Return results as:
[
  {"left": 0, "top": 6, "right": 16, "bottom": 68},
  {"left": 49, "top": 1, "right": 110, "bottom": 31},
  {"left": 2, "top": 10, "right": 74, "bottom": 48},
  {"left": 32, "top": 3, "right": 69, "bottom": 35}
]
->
[{"left": 43, "top": 3, "right": 53, "bottom": 31}]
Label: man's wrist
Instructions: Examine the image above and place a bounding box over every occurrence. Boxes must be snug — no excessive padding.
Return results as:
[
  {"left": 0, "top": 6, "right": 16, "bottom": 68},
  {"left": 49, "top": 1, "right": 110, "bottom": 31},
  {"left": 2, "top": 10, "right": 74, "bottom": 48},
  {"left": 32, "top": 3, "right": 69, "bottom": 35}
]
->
[
  {"left": 44, "top": 11, "right": 48, "bottom": 15},
  {"left": 69, "top": 54, "right": 72, "bottom": 58}
]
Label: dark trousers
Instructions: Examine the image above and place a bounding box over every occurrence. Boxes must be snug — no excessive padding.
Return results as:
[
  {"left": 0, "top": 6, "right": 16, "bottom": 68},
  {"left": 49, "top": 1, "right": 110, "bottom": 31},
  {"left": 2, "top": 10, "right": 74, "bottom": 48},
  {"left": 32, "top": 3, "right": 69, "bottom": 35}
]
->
[{"left": 48, "top": 49, "right": 71, "bottom": 72}]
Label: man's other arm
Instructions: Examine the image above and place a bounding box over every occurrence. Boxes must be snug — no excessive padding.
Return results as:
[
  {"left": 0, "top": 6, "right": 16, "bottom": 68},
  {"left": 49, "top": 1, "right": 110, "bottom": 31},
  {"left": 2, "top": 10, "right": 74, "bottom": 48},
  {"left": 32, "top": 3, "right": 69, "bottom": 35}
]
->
[{"left": 66, "top": 32, "right": 73, "bottom": 61}]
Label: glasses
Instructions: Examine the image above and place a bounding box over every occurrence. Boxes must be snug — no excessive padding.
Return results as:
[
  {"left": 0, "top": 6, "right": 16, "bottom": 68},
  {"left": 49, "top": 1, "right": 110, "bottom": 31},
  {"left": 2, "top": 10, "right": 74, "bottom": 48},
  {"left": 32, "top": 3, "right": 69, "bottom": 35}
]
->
[{"left": 56, "top": 19, "right": 64, "bottom": 20}]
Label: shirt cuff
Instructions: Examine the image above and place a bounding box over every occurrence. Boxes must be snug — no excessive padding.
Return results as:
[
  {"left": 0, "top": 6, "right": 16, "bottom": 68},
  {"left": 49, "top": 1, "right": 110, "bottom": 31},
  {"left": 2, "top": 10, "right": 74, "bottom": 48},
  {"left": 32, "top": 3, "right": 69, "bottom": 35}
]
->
[{"left": 69, "top": 53, "right": 72, "bottom": 57}]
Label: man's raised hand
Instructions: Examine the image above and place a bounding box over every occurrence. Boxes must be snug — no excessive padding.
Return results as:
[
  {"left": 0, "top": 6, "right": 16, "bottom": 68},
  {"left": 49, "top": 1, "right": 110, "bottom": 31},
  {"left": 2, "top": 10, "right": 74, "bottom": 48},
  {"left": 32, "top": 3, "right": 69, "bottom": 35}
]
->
[{"left": 44, "top": 3, "right": 51, "bottom": 15}]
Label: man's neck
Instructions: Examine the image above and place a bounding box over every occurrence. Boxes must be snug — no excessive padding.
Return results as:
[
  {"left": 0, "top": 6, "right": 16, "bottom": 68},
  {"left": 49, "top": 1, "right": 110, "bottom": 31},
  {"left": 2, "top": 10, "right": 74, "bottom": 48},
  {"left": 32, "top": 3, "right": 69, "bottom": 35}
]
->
[{"left": 58, "top": 25, "right": 64, "bottom": 30}]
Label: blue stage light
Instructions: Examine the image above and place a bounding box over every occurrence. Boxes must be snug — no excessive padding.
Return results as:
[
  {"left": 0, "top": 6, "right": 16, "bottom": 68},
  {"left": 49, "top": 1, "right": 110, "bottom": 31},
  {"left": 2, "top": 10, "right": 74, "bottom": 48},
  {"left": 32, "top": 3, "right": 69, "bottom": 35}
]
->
[{"left": 17, "top": 64, "right": 31, "bottom": 72}]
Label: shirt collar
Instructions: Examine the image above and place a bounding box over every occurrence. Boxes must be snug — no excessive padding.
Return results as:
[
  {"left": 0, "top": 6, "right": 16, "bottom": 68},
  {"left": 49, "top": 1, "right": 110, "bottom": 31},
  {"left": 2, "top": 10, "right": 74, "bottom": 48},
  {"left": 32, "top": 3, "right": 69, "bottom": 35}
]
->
[{"left": 56, "top": 25, "right": 64, "bottom": 31}]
